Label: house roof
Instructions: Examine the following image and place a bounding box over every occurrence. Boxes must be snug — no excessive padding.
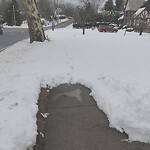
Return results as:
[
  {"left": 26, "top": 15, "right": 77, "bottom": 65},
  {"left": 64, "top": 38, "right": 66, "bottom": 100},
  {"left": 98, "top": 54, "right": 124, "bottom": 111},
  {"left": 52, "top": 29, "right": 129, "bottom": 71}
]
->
[
  {"left": 125, "top": 0, "right": 145, "bottom": 11},
  {"left": 118, "top": 15, "right": 124, "bottom": 20},
  {"left": 134, "top": 7, "right": 146, "bottom": 17}
]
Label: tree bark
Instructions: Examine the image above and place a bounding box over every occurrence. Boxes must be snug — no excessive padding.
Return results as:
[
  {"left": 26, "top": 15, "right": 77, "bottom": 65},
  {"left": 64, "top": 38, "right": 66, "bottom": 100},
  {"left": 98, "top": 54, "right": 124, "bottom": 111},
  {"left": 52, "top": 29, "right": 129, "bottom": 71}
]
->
[
  {"left": 21, "top": 0, "right": 46, "bottom": 43},
  {"left": 82, "top": 27, "right": 85, "bottom": 35},
  {"left": 139, "top": 27, "right": 143, "bottom": 35}
]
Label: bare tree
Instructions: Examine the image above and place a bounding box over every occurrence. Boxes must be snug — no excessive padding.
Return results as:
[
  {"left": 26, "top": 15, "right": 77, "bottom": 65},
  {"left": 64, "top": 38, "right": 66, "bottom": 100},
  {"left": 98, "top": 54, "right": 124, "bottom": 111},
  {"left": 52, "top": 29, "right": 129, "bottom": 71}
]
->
[
  {"left": 58, "top": 2, "right": 76, "bottom": 17},
  {"left": 91, "top": 0, "right": 105, "bottom": 12},
  {"left": 37, "top": 0, "right": 54, "bottom": 20},
  {"left": 75, "top": 0, "right": 102, "bottom": 34},
  {"left": 0, "top": 0, "right": 9, "bottom": 17},
  {"left": 80, "top": 0, "right": 105, "bottom": 12},
  {"left": 21, "top": 0, "right": 45, "bottom": 43}
]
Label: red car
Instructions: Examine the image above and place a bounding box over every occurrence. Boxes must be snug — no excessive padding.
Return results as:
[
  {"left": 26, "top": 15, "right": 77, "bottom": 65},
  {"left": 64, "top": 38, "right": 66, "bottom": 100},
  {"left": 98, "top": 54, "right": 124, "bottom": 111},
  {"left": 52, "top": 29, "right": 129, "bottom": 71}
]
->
[{"left": 98, "top": 22, "right": 118, "bottom": 32}]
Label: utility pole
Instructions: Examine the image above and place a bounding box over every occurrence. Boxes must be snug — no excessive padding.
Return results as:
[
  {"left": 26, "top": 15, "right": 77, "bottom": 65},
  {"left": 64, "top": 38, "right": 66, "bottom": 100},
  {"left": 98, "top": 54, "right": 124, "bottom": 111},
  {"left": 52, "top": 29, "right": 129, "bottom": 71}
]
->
[
  {"left": 12, "top": 5, "right": 16, "bottom": 26},
  {"left": 53, "top": 0, "right": 56, "bottom": 18},
  {"left": 53, "top": 0, "right": 59, "bottom": 25}
]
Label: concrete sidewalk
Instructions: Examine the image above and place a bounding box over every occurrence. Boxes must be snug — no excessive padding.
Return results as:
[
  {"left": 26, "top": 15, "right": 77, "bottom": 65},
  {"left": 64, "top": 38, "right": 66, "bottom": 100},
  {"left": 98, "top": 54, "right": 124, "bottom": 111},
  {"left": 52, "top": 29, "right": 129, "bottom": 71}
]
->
[{"left": 36, "top": 84, "right": 150, "bottom": 150}]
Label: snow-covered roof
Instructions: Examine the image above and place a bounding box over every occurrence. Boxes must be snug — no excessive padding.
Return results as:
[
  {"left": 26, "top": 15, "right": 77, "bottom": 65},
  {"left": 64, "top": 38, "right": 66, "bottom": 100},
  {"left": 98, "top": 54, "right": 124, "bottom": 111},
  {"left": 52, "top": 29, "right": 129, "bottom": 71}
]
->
[
  {"left": 125, "top": 0, "right": 145, "bottom": 11},
  {"left": 134, "top": 7, "right": 145, "bottom": 17},
  {"left": 118, "top": 15, "right": 124, "bottom": 20}
]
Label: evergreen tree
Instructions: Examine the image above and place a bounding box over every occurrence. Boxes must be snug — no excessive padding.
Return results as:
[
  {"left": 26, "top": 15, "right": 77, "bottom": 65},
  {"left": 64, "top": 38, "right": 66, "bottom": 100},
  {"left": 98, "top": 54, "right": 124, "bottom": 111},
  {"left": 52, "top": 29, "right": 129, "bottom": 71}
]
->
[
  {"left": 115, "top": 0, "right": 124, "bottom": 11},
  {"left": 5, "top": 0, "right": 22, "bottom": 26},
  {"left": 104, "top": 0, "right": 114, "bottom": 11},
  {"left": 142, "top": 0, "right": 150, "bottom": 8}
]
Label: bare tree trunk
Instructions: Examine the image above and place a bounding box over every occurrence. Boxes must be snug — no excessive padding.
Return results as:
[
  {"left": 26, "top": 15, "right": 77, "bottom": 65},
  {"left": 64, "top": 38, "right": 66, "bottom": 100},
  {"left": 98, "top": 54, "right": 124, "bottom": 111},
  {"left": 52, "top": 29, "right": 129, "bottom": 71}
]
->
[
  {"left": 139, "top": 27, "right": 143, "bottom": 35},
  {"left": 82, "top": 27, "right": 85, "bottom": 35},
  {"left": 21, "top": 0, "right": 46, "bottom": 43}
]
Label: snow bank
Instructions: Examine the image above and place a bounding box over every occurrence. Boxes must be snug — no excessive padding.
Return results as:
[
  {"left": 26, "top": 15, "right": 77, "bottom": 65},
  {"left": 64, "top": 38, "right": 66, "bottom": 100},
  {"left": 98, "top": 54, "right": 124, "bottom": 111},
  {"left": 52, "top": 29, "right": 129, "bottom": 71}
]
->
[{"left": 0, "top": 27, "right": 150, "bottom": 149}]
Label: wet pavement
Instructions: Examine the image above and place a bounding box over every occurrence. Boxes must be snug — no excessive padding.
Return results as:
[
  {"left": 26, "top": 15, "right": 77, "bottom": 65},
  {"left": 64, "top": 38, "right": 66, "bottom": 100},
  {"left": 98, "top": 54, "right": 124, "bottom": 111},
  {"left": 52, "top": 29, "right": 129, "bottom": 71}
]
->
[{"left": 37, "top": 84, "right": 150, "bottom": 150}]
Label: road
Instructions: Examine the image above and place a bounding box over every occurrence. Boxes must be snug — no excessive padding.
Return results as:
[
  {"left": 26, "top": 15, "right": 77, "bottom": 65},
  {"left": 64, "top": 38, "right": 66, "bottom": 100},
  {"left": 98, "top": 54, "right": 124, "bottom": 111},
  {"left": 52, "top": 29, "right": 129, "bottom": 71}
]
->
[
  {"left": 0, "top": 28, "right": 29, "bottom": 51},
  {"left": 36, "top": 84, "right": 150, "bottom": 150},
  {"left": 0, "top": 19, "right": 73, "bottom": 52}
]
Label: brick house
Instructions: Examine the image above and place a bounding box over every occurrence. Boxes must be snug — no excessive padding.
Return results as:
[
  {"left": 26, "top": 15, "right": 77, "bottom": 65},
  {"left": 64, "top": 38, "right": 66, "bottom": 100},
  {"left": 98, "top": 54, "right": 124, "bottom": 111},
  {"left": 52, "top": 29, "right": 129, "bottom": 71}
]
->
[
  {"left": 132, "top": 1, "right": 150, "bottom": 32},
  {"left": 123, "top": 0, "right": 145, "bottom": 25}
]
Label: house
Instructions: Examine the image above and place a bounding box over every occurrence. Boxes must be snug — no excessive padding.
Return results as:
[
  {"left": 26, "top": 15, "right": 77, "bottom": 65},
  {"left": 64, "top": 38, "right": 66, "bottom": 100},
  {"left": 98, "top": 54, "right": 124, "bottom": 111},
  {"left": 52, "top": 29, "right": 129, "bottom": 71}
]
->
[
  {"left": 123, "top": 0, "right": 145, "bottom": 25},
  {"left": 132, "top": 1, "right": 150, "bottom": 32}
]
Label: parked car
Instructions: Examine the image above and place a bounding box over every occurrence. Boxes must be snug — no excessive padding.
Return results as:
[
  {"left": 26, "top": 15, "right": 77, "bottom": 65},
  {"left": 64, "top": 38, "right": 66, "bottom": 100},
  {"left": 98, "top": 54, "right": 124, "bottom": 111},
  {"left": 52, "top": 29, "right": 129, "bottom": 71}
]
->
[
  {"left": 59, "top": 15, "right": 66, "bottom": 19},
  {"left": 97, "top": 22, "right": 118, "bottom": 32},
  {"left": 0, "top": 26, "right": 3, "bottom": 35}
]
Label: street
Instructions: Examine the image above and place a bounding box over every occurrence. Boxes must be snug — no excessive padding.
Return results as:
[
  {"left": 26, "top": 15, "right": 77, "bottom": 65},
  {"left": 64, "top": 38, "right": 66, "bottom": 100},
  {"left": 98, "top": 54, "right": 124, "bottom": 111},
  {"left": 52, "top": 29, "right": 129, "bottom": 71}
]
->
[
  {"left": 0, "top": 28, "right": 29, "bottom": 51},
  {"left": 0, "top": 19, "right": 73, "bottom": 52}
]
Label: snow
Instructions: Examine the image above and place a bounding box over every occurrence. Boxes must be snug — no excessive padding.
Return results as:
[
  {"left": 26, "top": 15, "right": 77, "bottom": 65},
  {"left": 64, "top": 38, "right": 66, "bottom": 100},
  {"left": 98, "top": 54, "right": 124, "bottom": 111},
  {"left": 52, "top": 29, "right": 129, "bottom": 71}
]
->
[
  {"left": 41, "top": 113, "right": 49, "bottom": 118},
  {"left": 134, "top": 7, "right": 145, "bottom": 17},
  {"left": 3, "top": 18, "right": 69, "bottom": 29},
  {"left": 0, "top": 26, "right": 150, "bottom": 149},
  {"left": 118, "top": 15, "right": 124, "bottom": 20}
]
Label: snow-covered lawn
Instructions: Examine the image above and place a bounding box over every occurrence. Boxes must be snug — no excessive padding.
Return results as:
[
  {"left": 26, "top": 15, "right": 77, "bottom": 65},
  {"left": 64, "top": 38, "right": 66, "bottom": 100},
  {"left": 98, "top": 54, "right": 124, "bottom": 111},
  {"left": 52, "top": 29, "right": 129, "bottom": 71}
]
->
[{"left": 0, "top": 27, "right": 150, "bottom": 150}]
